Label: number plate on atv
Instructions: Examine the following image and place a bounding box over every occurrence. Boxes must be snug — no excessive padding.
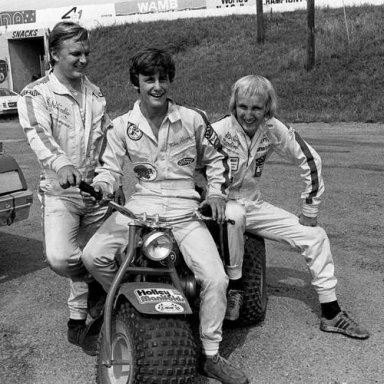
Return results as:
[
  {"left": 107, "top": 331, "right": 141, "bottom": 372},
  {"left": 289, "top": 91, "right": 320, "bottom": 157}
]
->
[{"left": 119, "top": 282, "right": 193, "bottom": 315}]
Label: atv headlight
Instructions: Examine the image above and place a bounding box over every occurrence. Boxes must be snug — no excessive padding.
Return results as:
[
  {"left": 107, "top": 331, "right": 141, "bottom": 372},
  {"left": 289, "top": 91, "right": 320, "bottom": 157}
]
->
[{"left": 142, "top": 231, "right": 173, "bottom": 261}]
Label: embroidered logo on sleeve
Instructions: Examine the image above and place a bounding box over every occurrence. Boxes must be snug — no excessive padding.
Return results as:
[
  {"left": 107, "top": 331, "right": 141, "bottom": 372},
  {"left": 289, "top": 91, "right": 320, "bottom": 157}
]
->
[
  {"left": 127, "top": 123, "right": 143, "bottom": 141},
  {"left": 21, "top": 88, "right": 40, "bottom": 97},
  {"left": 133, "top": 163, "right": 157, "bottom": 181},
  {"left": 204, "top": 124, "right": 220, "bottom": 148}
]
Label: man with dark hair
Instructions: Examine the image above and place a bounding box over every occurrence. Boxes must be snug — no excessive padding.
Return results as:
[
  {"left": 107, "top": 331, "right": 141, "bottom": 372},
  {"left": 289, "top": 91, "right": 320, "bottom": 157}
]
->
[
  {"left": 82, "top": 48, "right": 249, "bottom": 384},
  {"left": 17, "top": 21, "right": 122, "bottom": 355}
]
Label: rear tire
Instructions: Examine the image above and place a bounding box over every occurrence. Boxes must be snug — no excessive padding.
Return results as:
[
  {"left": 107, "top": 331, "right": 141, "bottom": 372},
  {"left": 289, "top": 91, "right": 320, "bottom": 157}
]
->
[
  {"left": 96, "top": 300, "right": 197, "bottom": 384},
  {"left": 238, "top": 233, "right": 267, "bottom": 326}
]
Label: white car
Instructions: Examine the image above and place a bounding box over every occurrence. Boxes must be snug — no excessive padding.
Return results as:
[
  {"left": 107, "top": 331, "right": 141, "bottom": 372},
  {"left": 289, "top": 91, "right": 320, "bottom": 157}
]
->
[{"left": 0, "top": 88, "right": 19, "bottom": 116}]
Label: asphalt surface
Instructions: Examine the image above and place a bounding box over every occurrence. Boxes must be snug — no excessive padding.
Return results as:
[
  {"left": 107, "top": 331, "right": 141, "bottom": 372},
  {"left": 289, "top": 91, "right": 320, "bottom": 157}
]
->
[{"left": 0, "top": 118, "right": 383, "bottom": 384}]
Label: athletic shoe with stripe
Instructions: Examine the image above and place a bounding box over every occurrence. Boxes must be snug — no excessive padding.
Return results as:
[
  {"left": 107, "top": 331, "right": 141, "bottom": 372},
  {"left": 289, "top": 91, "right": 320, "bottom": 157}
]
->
[
  {"left": 201, "top": 353, "right": 249, "bottom": 384},
  {"left": 320, "top": 311, "right": 370, "bottom": 339},
  {"left": 225, "top": 289, "right": 244, "bottom": 321}
]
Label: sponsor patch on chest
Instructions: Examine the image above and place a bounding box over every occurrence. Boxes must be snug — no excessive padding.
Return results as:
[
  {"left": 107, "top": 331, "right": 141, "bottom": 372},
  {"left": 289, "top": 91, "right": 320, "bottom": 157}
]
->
[
  {"left": 169, "top": 134, "right": 194, "bottom": 148},
  {"left": 222, "top": 131, "right": 240, "bottom": 151},
  {"left": 229, "top": 157, "right": 239, "bottom": 171},
  {"left": 254, "top": 155, "right": 266, "bottom": 177},
  {"left": 257, "top": 137, "right": 271, "bottom": 153},
  {"left": 127, "top": 123, "right": 143, "bottom": 141},
  {"left": 47, "top": 97, "right": 70, "bottom": 117},
  {"left": 133, "top": 163, "right": 157, "bottom": 181},
  {"left": 177, "top": 157, "right": 195, "bottom": 166}
]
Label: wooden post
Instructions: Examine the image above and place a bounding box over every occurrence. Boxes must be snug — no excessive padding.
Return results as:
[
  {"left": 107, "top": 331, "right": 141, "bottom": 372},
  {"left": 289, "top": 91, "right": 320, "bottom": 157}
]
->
[
  {"left": 307, "top": 0, "right": 315, "bottom": 71},
  {"left": 256, "top": 0, "right": 265, "bottom": 44}
]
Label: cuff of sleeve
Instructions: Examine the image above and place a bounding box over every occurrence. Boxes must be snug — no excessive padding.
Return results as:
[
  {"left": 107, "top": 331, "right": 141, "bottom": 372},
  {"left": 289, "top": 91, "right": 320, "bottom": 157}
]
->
[
  {"left": 92, "top": 181, "right": 113, "bottom": 195},
  {"left": 302, "top": 203, "right": 319, "bottom": 218},
  {"left": 206, "top": 185, "right": 228, "bottom": 200},
  {"left": 52, "top": 157, "right": 74, "bottom": 174},
  {"left": 206, "top": 193, "right": 227, "bottom": 201}
]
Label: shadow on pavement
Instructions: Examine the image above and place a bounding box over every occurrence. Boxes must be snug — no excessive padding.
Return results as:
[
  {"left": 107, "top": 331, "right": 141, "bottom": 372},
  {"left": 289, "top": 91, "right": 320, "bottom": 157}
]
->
[
  {"left": 266, "top": 266, "right": 320, "bottom": 316},
  {"left": 0, "top": 231, "right": 45, "bottom": 283}
]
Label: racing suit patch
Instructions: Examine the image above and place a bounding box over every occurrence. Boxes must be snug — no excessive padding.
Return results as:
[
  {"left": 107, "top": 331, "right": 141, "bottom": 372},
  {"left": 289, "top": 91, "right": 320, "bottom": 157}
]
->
[
  {"left": 93, "top": 89, "right": 104, "bottom": 97},
  {"left": 21, "top": 89, "right": 40, "bottom": 97},
  {"left": 127, "top": 123, "right": 143, "bottom": 141},
  {"left": 254, "top": 155, "right": 266, "bottom": 177},
  {"left": 229, "top": 157, "right": 239, "bottom": 171},
  {"left": 222, "top": 131, "right": 240, "bottom": 151},
  {"left": 47, "top": 98, "right": 70, "bottom": 117},
  {"left": 204, "top": 124, "right": 220, "bottom": 148},
  {"left": 170, "top": 135, "right": 194, "bottom": 148},
  {"left": 177, "top": 157, "right": 195, "bottom": 166},
  {"left": 133, "top": 163, "right": 157, "bottom": 180}
]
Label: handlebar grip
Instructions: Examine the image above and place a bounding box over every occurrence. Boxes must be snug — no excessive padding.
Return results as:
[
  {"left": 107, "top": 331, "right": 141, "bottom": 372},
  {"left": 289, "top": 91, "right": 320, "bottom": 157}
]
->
[
  {"left": 198, "top": 204, "right": 235, "bottom": 225},
  {"left": 79, "top": 181, "right": 103, "bottom": 201},
  {"left": 198, "top": 204, "right": 212, "bottom": 217}
]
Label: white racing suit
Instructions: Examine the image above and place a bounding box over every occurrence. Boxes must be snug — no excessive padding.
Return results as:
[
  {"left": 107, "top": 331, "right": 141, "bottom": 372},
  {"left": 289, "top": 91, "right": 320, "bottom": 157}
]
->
[
  {"left": 212, "top": 115, "right": 337, "bottom": 304},
  {"left": 18, "top": 73, "right": 111, "bottom": 319},
  {"left": 82, "top": 100, "right": 231, "bottom": 353}
]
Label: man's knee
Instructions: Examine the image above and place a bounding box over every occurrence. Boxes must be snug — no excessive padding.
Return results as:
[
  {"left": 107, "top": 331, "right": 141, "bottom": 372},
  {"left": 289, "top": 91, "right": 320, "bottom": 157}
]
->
[
  {"left": 46, "top": 250, "right": 79, "bottom": 277},
  {"left": 305, "top": 226, "right": 329, "bottom": 250},
  {"left": 82, "top": 242, "right": 113, "bottom": 271},
  {"left": 203, "top": 267, "right": 228, "bottom": 291},
  {"left": 82, "top": 245, "right": 97, "bottom": 269}
]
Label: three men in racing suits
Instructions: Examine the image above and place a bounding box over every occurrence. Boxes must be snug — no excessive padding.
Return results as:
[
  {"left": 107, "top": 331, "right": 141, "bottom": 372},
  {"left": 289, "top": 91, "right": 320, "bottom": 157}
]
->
[{"left": 212, "top": 74, "right": 369, "bottom": 340}]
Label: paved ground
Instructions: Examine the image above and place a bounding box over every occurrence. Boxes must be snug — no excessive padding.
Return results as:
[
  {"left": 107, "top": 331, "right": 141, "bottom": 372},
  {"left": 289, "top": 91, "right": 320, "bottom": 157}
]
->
[{"left": 0, "top": 118, "right": 383, "bottom": 384}]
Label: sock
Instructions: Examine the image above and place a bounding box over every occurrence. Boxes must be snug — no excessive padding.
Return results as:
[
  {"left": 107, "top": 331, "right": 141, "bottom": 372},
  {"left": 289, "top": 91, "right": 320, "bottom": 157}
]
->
[
  {"left": 321, "top": 301, "right": 341, "bottom": 320},
  {"left": 228, "top": 277, "right": 244, "bottom": 291},
  {"left": 68, "top": 318, "right": 86, "bottom": 328}
]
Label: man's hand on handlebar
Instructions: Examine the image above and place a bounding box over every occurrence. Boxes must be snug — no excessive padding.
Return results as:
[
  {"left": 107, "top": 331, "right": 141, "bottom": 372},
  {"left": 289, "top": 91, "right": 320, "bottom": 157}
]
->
[
  {"left": 78, "top": 182, "right": 109, "bottom": 206},
  {"left": 204, "top": 196, "right": 226, "bottom": 224},
  {"left": 57, "top": 165, "right": 82, "bottom": 189}
]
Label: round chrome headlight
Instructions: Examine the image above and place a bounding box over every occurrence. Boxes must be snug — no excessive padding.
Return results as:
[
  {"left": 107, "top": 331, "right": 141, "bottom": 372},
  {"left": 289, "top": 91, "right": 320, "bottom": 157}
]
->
[{"left": 142, "top": 231, "right": 173, "bottom": 261}]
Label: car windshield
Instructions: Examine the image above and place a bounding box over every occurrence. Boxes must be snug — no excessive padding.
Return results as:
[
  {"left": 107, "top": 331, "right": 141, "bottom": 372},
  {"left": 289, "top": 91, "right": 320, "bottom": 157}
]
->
[{"left": 0, "top": 89, "right": 17, "bottom": 97}]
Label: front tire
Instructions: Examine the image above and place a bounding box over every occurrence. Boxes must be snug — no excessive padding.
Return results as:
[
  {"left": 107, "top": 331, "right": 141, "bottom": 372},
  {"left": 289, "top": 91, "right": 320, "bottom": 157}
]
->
[{"left": 96, "top": 300, "right": 196, "bottom": 384}]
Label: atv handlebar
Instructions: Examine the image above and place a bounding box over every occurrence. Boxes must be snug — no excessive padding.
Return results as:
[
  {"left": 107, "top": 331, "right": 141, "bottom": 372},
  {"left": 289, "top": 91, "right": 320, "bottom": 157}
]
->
[{"left": 78, "top": 181, "right": 234, "bottom": 225}]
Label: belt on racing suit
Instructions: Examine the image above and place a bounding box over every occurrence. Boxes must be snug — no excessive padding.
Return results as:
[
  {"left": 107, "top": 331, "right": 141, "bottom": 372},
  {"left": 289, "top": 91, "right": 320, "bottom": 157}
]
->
[
  {"left": 139, "top": 179, "right": 196, "bottom": 190},
  {"left": 137, "top": 180, "right": 201, "bottom": 201}
]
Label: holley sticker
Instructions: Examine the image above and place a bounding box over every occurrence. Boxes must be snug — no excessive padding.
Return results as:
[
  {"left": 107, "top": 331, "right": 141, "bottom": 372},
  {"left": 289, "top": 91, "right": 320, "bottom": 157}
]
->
[{"left": 134, "top": 288, "right": 186, "bottom": 304}]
